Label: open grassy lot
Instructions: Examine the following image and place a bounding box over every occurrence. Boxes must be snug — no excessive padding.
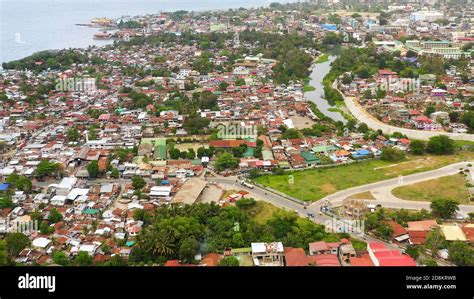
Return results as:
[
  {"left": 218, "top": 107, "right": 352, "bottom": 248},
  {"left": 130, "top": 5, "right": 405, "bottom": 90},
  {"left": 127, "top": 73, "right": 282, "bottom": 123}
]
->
[
  {"left": 173, "top": 142, "right": 207, "bottom": 152},
  {"left": 392, "top": 173, "right": 472, "bottom": 204},
  {"left": 245, "top": 201, "right": 284, "bottom": 224},
  {"left": 315, "top": 53, "right": 329, "bottom": 64},
  {"left": 255, "top": 152, "right": 474, "bottom": 202}
]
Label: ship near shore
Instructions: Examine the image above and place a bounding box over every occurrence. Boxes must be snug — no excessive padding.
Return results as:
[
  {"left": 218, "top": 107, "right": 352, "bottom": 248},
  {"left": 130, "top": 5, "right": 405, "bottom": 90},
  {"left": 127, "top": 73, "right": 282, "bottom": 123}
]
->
[{"left": 93, "top": 31, "right": 113, "bottom": 40}]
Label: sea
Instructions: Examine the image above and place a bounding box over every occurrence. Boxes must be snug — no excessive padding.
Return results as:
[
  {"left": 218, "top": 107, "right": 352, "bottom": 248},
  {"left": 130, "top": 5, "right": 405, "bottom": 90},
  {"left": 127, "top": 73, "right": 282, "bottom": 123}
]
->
[{"left": 0, "top": 0, "right": 294, "bottom": 64}]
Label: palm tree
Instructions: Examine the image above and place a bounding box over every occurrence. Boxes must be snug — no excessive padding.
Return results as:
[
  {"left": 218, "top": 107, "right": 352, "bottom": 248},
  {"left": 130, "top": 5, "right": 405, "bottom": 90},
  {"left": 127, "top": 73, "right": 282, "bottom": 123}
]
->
[{"left": 152, "top": 230, "right": 176, "bottom": 257}]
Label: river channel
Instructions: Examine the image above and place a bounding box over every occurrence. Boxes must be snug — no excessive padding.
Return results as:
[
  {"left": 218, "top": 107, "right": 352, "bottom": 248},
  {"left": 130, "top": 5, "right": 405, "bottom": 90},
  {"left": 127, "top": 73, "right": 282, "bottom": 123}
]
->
[{"left": 305, "top": 55, "right": 347, "bottom": 124}]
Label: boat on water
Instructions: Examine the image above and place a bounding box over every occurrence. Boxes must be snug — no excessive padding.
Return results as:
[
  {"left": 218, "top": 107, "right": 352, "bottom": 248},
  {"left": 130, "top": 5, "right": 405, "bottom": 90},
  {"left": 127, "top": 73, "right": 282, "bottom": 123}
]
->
[{"left": 93, "top": 31, "right": 112, "bottom": 40}]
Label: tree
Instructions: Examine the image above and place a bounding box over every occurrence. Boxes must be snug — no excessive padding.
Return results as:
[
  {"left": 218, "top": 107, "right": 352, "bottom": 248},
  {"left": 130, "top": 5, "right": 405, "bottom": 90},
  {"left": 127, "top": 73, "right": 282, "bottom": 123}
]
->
[
  {"left": 426, "top": 135, "right": 455, "bottom": 155},
  {"left": 357, "top": 123, "right": 369, "bottom": 133},
  {"left": 178, "top": 237, "right": 200, "bottom": 263},
  {"left": 405, "top": 245, "right": 420, "bottom": 260},
  {"left": 169, "top": 148, "right": 181, "bottom": 160},
  {"left": 236, "top": 198, "right": 256, "bottom": 209},
  {"left": 218, "top": 256, "right": 239, "bottom": 266},
  {"left": 424, "top": 105, "right": 436, "bottom": 117},
  {"left": 75, "top": 251, "right": 93, "bottom": 266},
  {"left": 131, "top": 176, "right": 146, "bottom": 190},
  {"left": 86, "top": 160, "right": 100, "bottom": 179},
  {"left": 66, "top": 127, "right": 81, "bottom": 142},
  {"left": 214, "top": 152, "right": 239, "bottom": 172},
  {"left": 104, "top": 254, "right": 128, "bottom": 266},
  {"left": 0, "top": 240, "right": 8, "bottom": 266},
  {"left": 52, "top": 251, "right": 69, "bottom": 266},
  {"left": 219, "top": 81, "right": 229, "bottom": 91},
  {"left": 425, "top": 228, "right": 445, "bottom": 258},
  {"left": 282, "top": 128, "right": 302, "bottom": 139},
  {"left": 110, "top": 168, "right": 120, "bottom": 179},
  {"left": 34, "top": 160, "right": 62, "bottom": 178},
  {"left": 430, "top": 199, "right": 459, "bottom": 219},
  {"left": 380, "top": 147, "right": 405, "bottom": 162},
  {"left": 6, "top": 174, "right": 32, "bottom": 193},
  {"left": 409, "top": 140, "right": 426, "bottom": 155},
  {"left": 5, "top": 233, "right": 30, "bottom": 257},
  {"left": 448, "top": 241, "right": 474, "bottom": 266},
  {"left": 0, "top": 197, "right": 14, "bottom": 209},
  {"left": 48, "top": 208, "right": 63, "bottom": 223}
]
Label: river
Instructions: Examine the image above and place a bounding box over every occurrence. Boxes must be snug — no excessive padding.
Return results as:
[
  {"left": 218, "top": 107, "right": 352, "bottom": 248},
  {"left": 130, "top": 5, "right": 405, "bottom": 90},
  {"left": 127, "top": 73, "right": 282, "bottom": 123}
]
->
[{"left": 305, "top": 55, "right": 347, "bottom": 124}]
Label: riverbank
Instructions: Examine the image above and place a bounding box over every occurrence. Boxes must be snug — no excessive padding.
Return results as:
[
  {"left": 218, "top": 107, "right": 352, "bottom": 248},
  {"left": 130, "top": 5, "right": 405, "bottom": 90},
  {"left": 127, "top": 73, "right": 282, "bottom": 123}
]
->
[{"left": 304, "top": 55, "right": 347, "bottom": 123}]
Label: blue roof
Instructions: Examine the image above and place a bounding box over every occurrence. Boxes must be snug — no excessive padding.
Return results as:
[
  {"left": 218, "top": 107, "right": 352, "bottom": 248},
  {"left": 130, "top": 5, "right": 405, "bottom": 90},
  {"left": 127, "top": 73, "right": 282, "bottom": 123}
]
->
[
  {"left": 356, "top": 149, "right": 371, "bottom": 155},
  {"left": 322, "top": 24, "right": 337, "bottom": 31},
  {"left": 0, "top": 183, "right": 10, "bottom": 191}
]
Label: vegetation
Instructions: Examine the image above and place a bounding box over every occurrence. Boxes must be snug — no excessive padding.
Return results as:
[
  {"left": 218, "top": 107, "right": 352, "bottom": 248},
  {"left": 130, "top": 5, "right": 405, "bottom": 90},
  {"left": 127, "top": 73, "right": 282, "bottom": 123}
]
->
[
  {"left": 86, "top": 160, "right": 101, "bottom": 179},
  {"left": 2, "top": 50, "right": 88, "bottom": 72},
  {"left": 218, "top": 256, "right": 240, "bottom": 266},
  {"left": 426, "top": 136, "right": 455, "bottom": 155},
  {"left": 34, "top": 160, "right": 62, "bottom": 179},
  {"left": 256, "top": 151, "right": 474, "bottom": 201},
  {"left": 392, "top": 174, "right": 470, "bottom": 204},
  {"left": 214, "top": 152, "right": 239, "bottom": 172},
  {"left": 430, "top": 198, "right": 460, "bottom": 219},
  {"left": 129, "top": 202, "right": 343, "bottom": 264},
  {"left": 380, "top": 147, "right": 405, "bottom": 162}
]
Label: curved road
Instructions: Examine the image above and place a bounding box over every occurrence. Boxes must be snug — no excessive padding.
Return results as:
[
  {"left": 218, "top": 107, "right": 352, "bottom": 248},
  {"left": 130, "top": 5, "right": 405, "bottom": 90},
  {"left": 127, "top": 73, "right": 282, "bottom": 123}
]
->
[{"left": 335, "top": 81, "right": 474, "bottom": 141}]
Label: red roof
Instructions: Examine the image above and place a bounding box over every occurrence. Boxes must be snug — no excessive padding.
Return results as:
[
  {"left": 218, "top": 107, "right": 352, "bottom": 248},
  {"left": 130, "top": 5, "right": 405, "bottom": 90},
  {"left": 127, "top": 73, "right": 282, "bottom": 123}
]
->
[
  {"left": 284, "top": 248, "right": 310, "bottom": 266},
  {"left": 368, "top": 243, "right": 416, "bottom": 266},
  {"left": 387, "top": 221, "right": 407, "bottom": 237},
  {"left": 350, "top": 254, "right": 374, "bottom": 266},
  {"left": 308, "top": 254, "right": 341, "bottom": 266},
  {"left": 407, "top": 220, "right": 438, "bottom": 231},
  {"left": 414, "top": 115, "right": 432, "bottom": 123},
  {"left": 461, "top": 225, "right": 474, "bottom": 242},
  {"left": 209, "top": 140, "right": 256, "bottom": 148},
  {"left": 309, "top": 241, "right": 328, "bottom": 252},
  {"left": 201, "top": 253, "right": 221, "bottom": 266}
]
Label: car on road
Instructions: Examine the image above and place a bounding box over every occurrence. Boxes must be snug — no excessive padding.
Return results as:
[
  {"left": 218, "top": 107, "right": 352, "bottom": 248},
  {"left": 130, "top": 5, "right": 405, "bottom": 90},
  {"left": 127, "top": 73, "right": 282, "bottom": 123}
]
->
[
  {"left": 240, "top": 180, "right": 254, "bottom": 189},
  {"left": 307, "top": 213, "right": 315, "bottom": 219}
]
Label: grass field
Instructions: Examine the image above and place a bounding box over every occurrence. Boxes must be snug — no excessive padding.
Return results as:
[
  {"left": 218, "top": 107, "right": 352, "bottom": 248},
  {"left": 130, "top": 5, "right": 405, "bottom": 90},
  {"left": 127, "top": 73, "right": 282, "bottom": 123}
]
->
[
  {"left": 245, "top": 201, "right": 286, "bottom": 224},
  {"left": 303, "top": 85, "right": 316, "bottom": 92},
  {"left": 392, "top": 173, "right": 472, "bottom": 204},
  {"left": 315, "top": 53, "right": 329, "bottom": 64},
  {"left": 255, "top": 152, "right": 474, "bottom": 202}
]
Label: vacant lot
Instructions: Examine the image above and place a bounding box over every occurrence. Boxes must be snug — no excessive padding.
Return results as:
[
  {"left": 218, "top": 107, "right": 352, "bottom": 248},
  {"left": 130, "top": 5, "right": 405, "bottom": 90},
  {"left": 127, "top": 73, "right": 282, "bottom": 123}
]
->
[
  {"left": 392, "top": 174, "right": 471, "bottom": 204},
  {"left": 255, "top": 152, "right": 474, "bottom": 202},
  {"left": 173, "top": 142, "right": 208, "bottom": 152}
]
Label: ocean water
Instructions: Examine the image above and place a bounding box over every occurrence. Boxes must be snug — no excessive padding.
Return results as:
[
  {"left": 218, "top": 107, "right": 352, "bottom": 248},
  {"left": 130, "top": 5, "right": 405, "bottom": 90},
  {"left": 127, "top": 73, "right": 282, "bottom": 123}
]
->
[{"left": 0, "top": 0, "right": 290, "bottom": 63}]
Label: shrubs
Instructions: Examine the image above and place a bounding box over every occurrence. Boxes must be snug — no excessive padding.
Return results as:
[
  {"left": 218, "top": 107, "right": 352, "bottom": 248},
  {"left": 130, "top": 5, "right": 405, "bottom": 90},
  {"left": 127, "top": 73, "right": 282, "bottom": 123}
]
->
[
  {"left": 380, "top": 147, "right": 406, "bottom": 162},
  {"left": 426, "top": 135, "right": 455, "bottom": 155}
]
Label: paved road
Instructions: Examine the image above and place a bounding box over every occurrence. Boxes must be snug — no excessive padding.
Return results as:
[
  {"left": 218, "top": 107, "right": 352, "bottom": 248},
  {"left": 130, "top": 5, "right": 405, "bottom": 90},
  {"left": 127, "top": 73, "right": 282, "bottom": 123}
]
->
[
  {"left": 211, "top": 176, "right": 398, "bottom": 249},
  {"left": 335, "top": 81, "right": 474, "bottom": 141}
]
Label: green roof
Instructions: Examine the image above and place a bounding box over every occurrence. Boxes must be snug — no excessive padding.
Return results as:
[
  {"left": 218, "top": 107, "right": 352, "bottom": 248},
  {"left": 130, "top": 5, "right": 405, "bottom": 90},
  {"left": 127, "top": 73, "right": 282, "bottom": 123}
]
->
[
  {"left": 312, "top": 145, "right": 337, "bottom": 152},
  {"left": 141, "top": 138, "right": 166, "bottom": 146},
  {"left": 82, "top": 209, "right": 100, "bottom": 215},
  {"left": 154, "top": 145, "right": 167, "bottom": 160},
  {"left": 300, "top": 151, "right": 320, "bottom": 163},
  {"left": 242, "top": 147, "right": 254, "bottom": 158},
  {"left": 191, "top": 159, "right": 202, "bottom": 165},
  {"left": 232, "top": 247, "right": 252, "bottom": 254}
]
